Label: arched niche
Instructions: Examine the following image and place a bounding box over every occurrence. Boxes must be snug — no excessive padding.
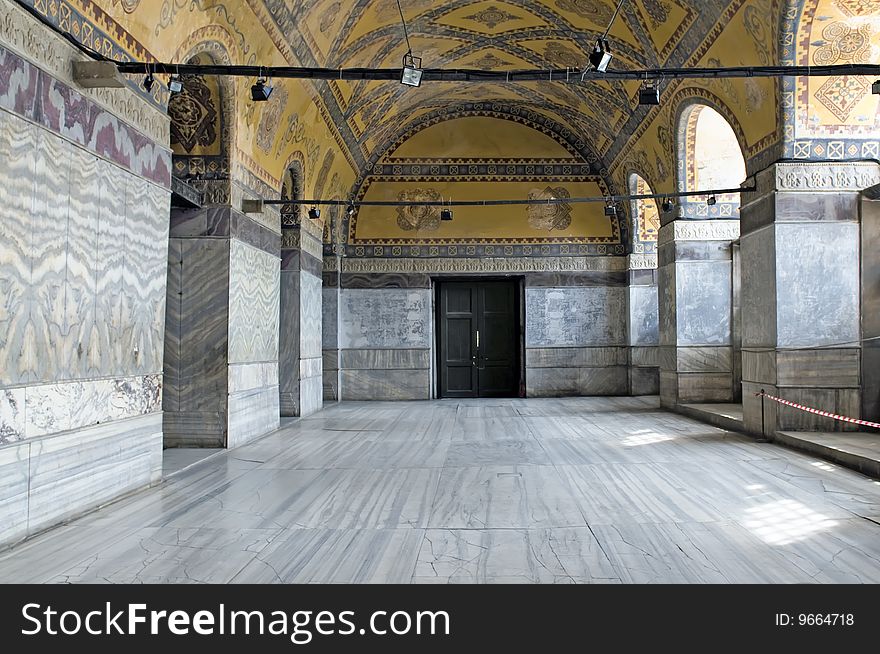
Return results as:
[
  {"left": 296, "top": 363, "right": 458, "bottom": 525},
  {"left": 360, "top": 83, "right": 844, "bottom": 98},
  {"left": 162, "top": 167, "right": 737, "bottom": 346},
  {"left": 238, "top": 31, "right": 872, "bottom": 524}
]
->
[{"left": 678, "top": 104, "right": 746, "bottom": 219}]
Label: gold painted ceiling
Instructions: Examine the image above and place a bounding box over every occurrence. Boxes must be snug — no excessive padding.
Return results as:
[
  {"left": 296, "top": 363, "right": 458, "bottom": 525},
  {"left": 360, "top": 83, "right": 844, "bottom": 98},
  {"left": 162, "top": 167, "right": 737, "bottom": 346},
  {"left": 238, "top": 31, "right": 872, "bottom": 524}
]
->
[{"left": 255, "top": 0, "right": 778, "bottom": 169}]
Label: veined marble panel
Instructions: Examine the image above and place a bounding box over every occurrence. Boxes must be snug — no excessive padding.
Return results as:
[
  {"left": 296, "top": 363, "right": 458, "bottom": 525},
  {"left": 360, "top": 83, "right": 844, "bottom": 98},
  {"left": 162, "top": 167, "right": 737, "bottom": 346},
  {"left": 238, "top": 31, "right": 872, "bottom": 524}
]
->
[
  {"left": 526, "top": 367, "right": 628, "bottom": 397},
  {"left": 299, "top": 376, "right": 323, "bottom": 417},
  {"left": 301, "top": 271, "right": 323, "bottom": 359},
  {"left": 229, "top": 362, "right": 279, "bottom": 394},
  {"left": 0, "top": 110, "right": 35, "bottom": 386},
  {"left": 674, "top": 262, "right": 732, "bottom": 346},
  {"left": 229, "top": 240, "right": 280, "bottom": 364},
  {"left": 340, "top": 348, "right": 431, "bottom": 370},
  {"left": 0, "top": 441, "right": 29, "bottom": 545},
  {"left": 525, "top": 347, "right": 628, "bottom": 368},
  {"left": 340, "top": 288, "right": 432, "bottom": 349},
  {"left": 628, "top": 285, "right": 659, "bottom": 346},
  {"left": 525, "top": 287, "right": 626, "bottom": 347},
  {"left": 300, "top": 357, "right": 323, "bottom": 381},
  {"left": 776, "top": 348, "right": 860, "bottom": 388},
  {"left": 0, "top": 388, "right": 25, "bottom": 445},
  {"left": 340, "top": 369, "right": 431, "bottom": 401},
  {"left": 322, "top": 288, "right": 339, "bottom": 350},
  {"left": 27, "top": 414, "right": 163, "bottom": 535},
  {"left": 24, "top": 374, "right": 161, "bottom": 439},
  {"left": 227, "top": 388, "right": 280, "bottom": 449},
  {"left": 630, "top": 346, "right": 659, "bottom": 367},
  {"left": 96, "top": 158, "right": 128, "bottom": 378},
  {"left": 322, "top": 350, "right": 339, "bottom": 371},
  {"left": 279, "top": 268, "right": 301, "bottom": 418}
]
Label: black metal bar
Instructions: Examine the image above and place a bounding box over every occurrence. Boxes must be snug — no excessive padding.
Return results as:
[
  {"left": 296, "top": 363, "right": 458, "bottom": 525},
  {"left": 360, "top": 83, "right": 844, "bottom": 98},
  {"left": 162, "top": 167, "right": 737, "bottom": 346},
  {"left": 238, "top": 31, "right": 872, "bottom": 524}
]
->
[{"left": 264, "top": 184, "right": 755, "bottom": 207}]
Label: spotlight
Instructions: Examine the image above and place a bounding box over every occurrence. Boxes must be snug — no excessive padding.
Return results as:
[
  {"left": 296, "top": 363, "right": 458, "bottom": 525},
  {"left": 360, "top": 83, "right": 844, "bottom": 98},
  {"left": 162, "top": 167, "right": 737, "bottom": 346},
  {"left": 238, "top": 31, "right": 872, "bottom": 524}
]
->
[
  {"left": 589, "top": 38, "right": 612, "bottom": 73},
  {"left": 401, "top": 53, "right": 423, "bottom": 88},
  {"left": 142, "top": 72, "right": 154, "bottom": 92},
  {"left": 638, "top": 83, "right": 660, "bottom": 106},
  {"left": 707, "top": 195, "right": 717, "bottom": 206},
  {"left": 440, "top": 208, "right": 453, "bottom": 221},
  {"left": 604, "top": 200, "right": 617, "bottom": 217},
  {"left": 347, "top": 203, "right": 356, "bottom": 216},
  {"left": 662, "top": 198, "right": 675, "bottom": 213},
  {"left": 251, "top": 75, "right": 273, "bottom": 102},
  {"left": 873, "top": 80, "right": 880, "bottom": 95},
  {"left": 308, "top": 207, "right": 321, "bottom": 220},
  {"left": 169, "top": 74, "right": 183, "bottom": 94}
]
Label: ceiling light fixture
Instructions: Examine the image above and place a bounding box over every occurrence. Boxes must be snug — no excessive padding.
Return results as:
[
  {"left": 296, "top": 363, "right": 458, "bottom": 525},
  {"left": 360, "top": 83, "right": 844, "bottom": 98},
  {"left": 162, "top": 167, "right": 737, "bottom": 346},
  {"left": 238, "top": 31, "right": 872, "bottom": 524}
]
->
[
  {"left": 396, "top": 0, "right": 422, "bottom": 87},
  {"left": 588, "top": 0, "right": 625, "bottom": 73},
  {"left": 604, "top": 199, "right": 618, "bottom": 217},
  {"left": 707, "top": 194, "right": 717, "bottom": 206},
  {"left": 251, "top": 68, "right": 273, "bottom": 101},
  {"left": 142, "top": 64, "right": 154, "bottom": 92},
  {"left": 347, "top": 203, "right": 356, "bottom": 216},
  {"left": 873, "top": 80, "right": 880, "bottom": 95},
  {"left": 638, "top": 82, "right": 660, "bottom": 105},
  {"left": 308, "top": 207, "right": 321, "bottom": 220},
  {"left": 662, "top": 198, "right": 675, "bottom": 213},
  {"left": 168, "top": 73, "right": 183, "bottom": 94},
  {"left": 440, "top": 208, "right": 453, "bottom": 221}
]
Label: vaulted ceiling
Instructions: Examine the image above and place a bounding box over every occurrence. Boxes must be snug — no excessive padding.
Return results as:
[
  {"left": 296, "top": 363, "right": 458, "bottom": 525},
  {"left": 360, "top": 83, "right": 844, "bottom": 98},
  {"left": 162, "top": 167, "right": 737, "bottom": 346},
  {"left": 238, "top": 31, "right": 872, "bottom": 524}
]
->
[{"left": 256, "top": 0, "right": 773, "bottom": 169}]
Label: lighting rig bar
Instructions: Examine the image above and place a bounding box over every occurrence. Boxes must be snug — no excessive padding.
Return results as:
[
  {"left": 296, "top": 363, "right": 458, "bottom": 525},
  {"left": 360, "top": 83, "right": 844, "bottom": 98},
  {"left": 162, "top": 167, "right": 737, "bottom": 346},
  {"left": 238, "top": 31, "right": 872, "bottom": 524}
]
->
[
  {"left": 115, "top": 61, "right": 880, "bottom": 83},
  {"left": 266, "top": 184, "right": 754, "bottom": 209}
]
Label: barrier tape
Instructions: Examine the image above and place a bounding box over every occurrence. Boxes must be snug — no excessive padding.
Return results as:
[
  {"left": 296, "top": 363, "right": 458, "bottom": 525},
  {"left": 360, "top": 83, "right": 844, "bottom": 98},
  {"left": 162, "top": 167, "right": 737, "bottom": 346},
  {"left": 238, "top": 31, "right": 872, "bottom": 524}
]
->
[{"left": 755, "top": 391, "right": 880, "bottom": 430}]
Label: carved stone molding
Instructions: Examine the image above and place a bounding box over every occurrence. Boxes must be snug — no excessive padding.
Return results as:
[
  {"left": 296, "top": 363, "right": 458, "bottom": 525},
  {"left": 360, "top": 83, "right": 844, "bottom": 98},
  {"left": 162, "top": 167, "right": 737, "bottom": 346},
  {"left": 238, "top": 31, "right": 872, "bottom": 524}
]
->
[
  {"left": 335, "top": 256, "right": 627, "bottom": 275},
  {"left": 627, "top": 253, "right": 658, "bottom": 270},
  {"left": 757, "top": 161, "right": 880, "bottom": 196},
  {"left": 0, "top": 0, "right": 168, "bottom": 145},
  {"left": 658, "top": 220, "right": 741, "bottom": 246},
  {"left": 281, "top": 227, "right": 323, "bottom": 260}
]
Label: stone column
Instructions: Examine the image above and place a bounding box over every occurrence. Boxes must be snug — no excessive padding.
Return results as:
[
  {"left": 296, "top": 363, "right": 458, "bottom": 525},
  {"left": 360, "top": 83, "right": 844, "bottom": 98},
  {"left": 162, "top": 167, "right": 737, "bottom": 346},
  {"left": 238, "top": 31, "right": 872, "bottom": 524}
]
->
[
  {"left": 626, "top": 254, "right": 659, "bottom": 395},
  {"left": 322, "top": 257, "right": 341, "bottom": 403},
  {"left": 164, "top": 206, "right": 281, "bottom": 447},
  {"left": 862, "top": 185, "right": 880, "bottom": 422},
  {"left": 658, "top": 220, "right": 740, "bottom": 408},
  {"left": 741, "top": 161, "right": 879, "bottom": 435},
  {"left": 279, "top": 223, "right": 324, "bottom": 417}
]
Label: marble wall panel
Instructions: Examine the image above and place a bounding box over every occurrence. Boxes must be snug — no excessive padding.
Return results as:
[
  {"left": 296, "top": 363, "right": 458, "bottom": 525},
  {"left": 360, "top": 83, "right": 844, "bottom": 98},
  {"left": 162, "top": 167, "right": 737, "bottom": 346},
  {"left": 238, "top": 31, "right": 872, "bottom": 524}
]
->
[
  {"left": 741, "top": 349, "right": 777, "bottom": 385},
  {"left": 322, "top": 369, "right": 339, "bottom": 402},
  {"left": 658, "top": 264, "right": 676, "bottom": 348},
  {"left": 301, "top": 272, "right": 323, "bottom": 360},
  {"left": 27, "top": 414, "right": 163, "bottom": 535},
  {"left": 775, "top": 223, "right": 859, "bottom": 348},
  {"left": 740, "top": 227, "right": 777, "bottom": 349},
  {"left": 227, "top": 388, "right": 280, "bottom": 449},
  {"left": 630, "top": 368, "right": 660, "bottom": 396},
  {"left": 228, "top": 240, "right": 279, "bottom": 365},
  {"left": 525, "top": 287, "right": 626, "bottom": 348},
  {"left": 300, "top": 357, "right": 323, "bottom": 380},
  {"left": 340, "top": 349, "right": 432, "bottom": 370},
  {"left": 676, "top": 346, "right": 732, "bottom": 374},
  {"left": 775, "top": 348, "right": 860, "bottom": 388},
  {"left": 630, "top": 346, "right": 659, "bottom": 368},
  {"left": 162, "top": 239, "right": 182, "bottom": 413},
  {"left": 0, "top": 441, "right": 29, "bottom": 545},
  {"left": 0, "top": 388, "right": 25, "bottom": 445},
  {"left": 674, "top": 262, "right": 731, "bottom": 346},
  {"left": 525, "top": 347, "right": 628, "bottom": 368},
  {"left": 96, "top": 158, "right": 127, "bottom": 378},
  {"left": 628, "top": 285, "right": 659, "bottom": 347},
  {"left": 229, "top": 362, "right": 279, "bottom": 394},
  {"left": 300, "top": 376, "right": 323, "bottom": 417},
  {"left": 340, "top": 289, "right": 432, "bottom": 349},
  {"left": 322, "top": 287, "right": 339, "bottom": 350},
  {"left": 279, "top": 269, "right": 300, "bottom": 417},
  {"left": 526, "top": 367, "right": 628, "bottom": 397},
  {"left": 0, "top": 110, "right": 35, "bottom": 386},
  {"left": 340, "top": 369, "right": 431, "bottom": 401}
]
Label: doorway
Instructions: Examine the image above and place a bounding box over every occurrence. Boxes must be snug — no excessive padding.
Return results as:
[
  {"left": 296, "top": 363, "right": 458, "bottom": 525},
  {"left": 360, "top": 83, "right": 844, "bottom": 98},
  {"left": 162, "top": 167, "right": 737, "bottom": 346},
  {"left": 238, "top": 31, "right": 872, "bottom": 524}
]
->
[{"left": 436, "top": 280, "right": 521, "bottom": 398}]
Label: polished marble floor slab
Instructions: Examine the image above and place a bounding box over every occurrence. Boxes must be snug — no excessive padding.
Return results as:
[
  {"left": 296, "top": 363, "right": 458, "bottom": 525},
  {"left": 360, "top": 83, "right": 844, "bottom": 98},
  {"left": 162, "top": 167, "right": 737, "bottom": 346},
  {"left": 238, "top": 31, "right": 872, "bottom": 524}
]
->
[{"left": 3, "top": 396, "right": 880, "bottom": 583}]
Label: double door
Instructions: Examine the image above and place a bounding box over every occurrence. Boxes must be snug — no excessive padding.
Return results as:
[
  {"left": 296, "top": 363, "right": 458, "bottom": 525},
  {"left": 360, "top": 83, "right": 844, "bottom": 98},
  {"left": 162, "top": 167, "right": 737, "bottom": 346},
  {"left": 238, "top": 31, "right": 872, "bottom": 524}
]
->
[{"left": 437, "top": 281, "right": 519, "bottom": 398}]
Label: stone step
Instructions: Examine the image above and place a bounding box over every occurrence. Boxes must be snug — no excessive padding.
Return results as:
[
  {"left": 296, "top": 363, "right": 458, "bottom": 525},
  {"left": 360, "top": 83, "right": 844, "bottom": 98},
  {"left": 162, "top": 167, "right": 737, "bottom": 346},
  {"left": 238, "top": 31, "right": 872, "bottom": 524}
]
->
[
  {"left": 677, "top": 403, "right": 744, "bottom": 433},
  {"left": 774, "top": 431, "right": 880, "bottom": 479}
]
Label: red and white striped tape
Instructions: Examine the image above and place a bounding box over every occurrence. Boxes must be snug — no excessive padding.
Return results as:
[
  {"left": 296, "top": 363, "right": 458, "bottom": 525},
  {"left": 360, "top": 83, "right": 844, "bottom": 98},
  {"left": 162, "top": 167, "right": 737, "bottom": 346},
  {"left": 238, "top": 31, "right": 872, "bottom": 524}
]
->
[{"left": 755, "top": 391, "right": 880, "bottom": 430}]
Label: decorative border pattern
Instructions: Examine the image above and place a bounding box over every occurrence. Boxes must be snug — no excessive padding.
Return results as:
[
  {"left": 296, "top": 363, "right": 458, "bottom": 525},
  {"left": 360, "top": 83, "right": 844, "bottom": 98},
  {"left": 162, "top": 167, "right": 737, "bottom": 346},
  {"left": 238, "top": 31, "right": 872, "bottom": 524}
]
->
[{"left": 330, "top": 256, "right": 627, "bottom": 275}]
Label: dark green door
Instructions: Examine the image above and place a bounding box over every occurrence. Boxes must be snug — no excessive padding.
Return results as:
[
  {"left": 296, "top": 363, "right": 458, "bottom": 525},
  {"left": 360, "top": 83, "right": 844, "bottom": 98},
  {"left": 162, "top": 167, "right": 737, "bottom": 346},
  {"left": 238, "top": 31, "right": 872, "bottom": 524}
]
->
[{"left": 438, "top": 281, "right": 519, "bottom": 398}]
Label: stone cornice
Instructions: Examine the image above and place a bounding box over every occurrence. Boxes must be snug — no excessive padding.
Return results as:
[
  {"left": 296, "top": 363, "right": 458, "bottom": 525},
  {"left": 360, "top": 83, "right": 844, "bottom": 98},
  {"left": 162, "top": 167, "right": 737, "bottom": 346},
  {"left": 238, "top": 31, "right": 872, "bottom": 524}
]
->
[
  {"left": 658, "top": 220, "right": 741, "bottom": 246},
  {"left": 328, "top": 256, "right": 627, "bottom": 275}
]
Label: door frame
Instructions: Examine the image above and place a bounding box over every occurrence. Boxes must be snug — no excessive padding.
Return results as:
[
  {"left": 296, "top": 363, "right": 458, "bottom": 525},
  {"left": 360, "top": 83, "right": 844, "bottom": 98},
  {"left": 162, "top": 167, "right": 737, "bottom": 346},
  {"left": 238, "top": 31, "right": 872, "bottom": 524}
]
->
[{"left": 433, "top": 276, "right": 525, "bottom": 399}]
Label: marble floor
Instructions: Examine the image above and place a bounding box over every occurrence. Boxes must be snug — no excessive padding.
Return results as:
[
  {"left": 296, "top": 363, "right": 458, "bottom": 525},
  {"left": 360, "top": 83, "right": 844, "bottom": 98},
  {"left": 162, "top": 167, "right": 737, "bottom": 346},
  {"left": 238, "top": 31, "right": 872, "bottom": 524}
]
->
[{"left": 3, "top": 396, "right": 880, "bottom": 584}]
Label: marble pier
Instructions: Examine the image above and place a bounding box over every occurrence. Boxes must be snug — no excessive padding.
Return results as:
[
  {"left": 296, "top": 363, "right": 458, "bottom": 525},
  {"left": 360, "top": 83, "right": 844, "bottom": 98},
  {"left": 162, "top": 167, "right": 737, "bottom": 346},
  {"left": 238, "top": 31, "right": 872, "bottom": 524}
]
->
[{"left": 3, "top": 397, "right": 880, "bottom": 584}]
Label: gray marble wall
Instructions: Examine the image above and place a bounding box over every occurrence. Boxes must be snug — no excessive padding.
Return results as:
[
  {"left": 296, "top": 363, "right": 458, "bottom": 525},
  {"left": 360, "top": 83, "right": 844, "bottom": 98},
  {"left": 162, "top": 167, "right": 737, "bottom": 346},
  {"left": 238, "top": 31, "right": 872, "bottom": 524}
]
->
[
  {"left": 626, "top": 258, "right": 660, "bottom": 396},
  {"left": 0, "top": 43, "right": 169, "bottom": 545},
  {"left": 322, "top": 269, "right": 341, "bottom": 402},
  {"left": 525, "top": 276, "right": 628, "bottom": 397},
  {"left": 740, "top": 162, "right": 878, "bottom": 435},
  {"left": 164, "top": 207, "right": 280, "bottom": 446},
  {"left": 337, "top": 275, "right": 432, "bottom": 400},
  {"left": 862, "top": 196, "right": 880, "bottom": 421},
  {"left": 658, "top": 221, "right": 739, "bottom": 407}
]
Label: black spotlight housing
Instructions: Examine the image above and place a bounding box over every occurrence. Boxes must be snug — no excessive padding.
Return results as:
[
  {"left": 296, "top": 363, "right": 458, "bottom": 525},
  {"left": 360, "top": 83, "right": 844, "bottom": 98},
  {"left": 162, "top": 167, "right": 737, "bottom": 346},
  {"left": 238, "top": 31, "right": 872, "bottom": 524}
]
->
[
  {"left": 308, "top": 207, "right": 321, "bottom": 220},
  {"left": 662, "top": 198, "right": 675, "bottom": 213},
  {"left": 604, "top": 202, "right": 617, "bottom": 217},
  {"left": 873, "top": 80, "right": 880, "bottom": 95},
  {"left": 707, "top": 195, "right": 717, "bottom": 206},
  {"left": 639, "top": 84, "right": 660, "bottom": 106},
  {"left": 251, "top": 78, "right": 273, "bottom": 102},
  {"left": 142, "top": 73, "right": 155, "bottom": 92},
  {"left": 589, "top": 38, "right": 612, "bottom": 73},
  {"left": 168, "top": 74, "right": 183, "bottom": 94},
  {"left": 440, "top": 208, "right": 453, "bottom": 221},
  {"left": 401, "top": 53, "right": 423, "bottom": 88},
  {"left": 347, "top": 203, "right": 356, "bottom": 216}
]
